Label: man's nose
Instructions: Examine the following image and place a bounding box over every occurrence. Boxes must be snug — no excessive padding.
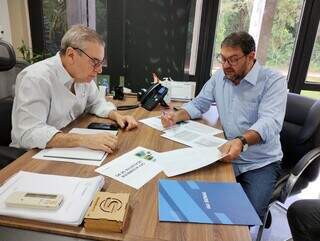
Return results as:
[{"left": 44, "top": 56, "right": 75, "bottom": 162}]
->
[
  {"left": 222, "top": 60, "right": 231, "bottom": 68},
  {"left": 95, "top": 64, "right": 103, "bottom": 74}
]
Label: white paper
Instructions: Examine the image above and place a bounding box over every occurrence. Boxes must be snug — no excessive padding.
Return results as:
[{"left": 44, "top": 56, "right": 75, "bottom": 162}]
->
[
  {"left": 95, "top": 147, "right": 162, "bottom": 189},
  {"left": 33, "top": 128, "right": 117, "bottom": 166},
  {"left": 139, "top": 117, "right": 222, "bottom": 136},
  {"left": 161, "top": 129, "right": 226, "bottom": 148},
  {"left": 0, "top": 171, "right": 104, "bottom": 226},
  {"left": 157, "top": 147, "right": 225, "bottom": 177},
  {"left": 139, "top": 116, "right": 165, "bottom": 131},
  {"left": 164, "top": 120, "right": 222, "bottom": 136}
]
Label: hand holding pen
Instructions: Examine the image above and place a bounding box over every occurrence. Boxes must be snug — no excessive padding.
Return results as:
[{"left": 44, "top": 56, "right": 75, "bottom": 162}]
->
[{"left": 161, "top": 110, "right": 177, "bottom": 128}]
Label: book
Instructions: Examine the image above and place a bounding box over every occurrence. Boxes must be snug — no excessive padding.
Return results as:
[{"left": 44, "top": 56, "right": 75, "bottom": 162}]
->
[
  {"left": 158, "top": 179, "right": 262, "bottom": 226},
  {"left": 84, "top": 192, "right": 130, "bottom": 233}
]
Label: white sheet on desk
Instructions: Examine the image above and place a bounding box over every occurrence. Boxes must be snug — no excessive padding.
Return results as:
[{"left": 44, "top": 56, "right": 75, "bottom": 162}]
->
[
  {"left": 95, "top": 146, "right": 162, "bottom": 189},
  {"left": 139, "top": 117, "right": 223, "bottom": 137},
  {"left": 165, "top": 120, "right": 222, "bottom": 136},
  {"left": 33, "top": 128, "right": 117, "bottom": 166},
  {"left": 157, "top": 147, "right": 225, "bottom": 177},
  {"left": 139, "top": 116, "right": 165, "bottom": 131},
  {"left": 161, "top": 128, "right": 226, "bottom": 148},
  {"left": 0, "top": 171, "right": 104, "bottom": 226}
]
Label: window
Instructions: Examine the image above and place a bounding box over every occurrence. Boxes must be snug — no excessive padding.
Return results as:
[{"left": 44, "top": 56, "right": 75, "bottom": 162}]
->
[
  {"left": 96, "top": 0, "right": 108, "bottom": 66},
  {"left": 301, "top": 21, "right": 320, "bottom": 99},
  {"left": 42, "top": 0, "right": 67, "bottom": 56},
  {"left": 211, "top": 0, "right": 304, "bottom": 79}
]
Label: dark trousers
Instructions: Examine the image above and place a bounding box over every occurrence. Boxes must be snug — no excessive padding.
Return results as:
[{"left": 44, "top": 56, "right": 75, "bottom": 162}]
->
[
  {"left": 236, "top": 162, "right": 281, "bottom": 221},
  {"left": 287, "top": 199, "right": 320, "bottom": 241}
]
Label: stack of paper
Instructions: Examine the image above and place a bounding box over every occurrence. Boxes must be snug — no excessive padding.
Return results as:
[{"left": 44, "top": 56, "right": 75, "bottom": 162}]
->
[
  {"left": 0, "top": 171, "right": 104, "bottom": 226},
  {"left": 139, "top": 117, "right": 225, "bottom": 148},
  {"left": 157, "top": 147, "right": 226, "bottom": 177},
  {"left": 95, "top": 146, "right": 225, "bottom": 188},
  {"left": 33, "top": 128, "right": 117, "bottom": 166}
]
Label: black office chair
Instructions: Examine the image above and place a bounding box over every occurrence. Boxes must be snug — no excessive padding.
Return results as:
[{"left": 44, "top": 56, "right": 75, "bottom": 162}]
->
[
  {"left": 0, "top": 40, "right": 26, "bottom": 169},
  {"left": 256, "top": 93, "right": 320, "bottom": 241}
]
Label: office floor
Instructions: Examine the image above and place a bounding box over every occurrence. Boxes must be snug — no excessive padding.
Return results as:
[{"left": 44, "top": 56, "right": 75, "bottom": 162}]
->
[
  {"left": 252, "top": 174, "right": 320, "bottom": 241},
  {"left": 250, "top": 203, "right": 292, "bottom": 241}
]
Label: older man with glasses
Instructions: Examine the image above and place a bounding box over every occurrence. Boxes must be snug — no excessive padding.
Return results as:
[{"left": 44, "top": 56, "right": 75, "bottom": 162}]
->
[
  {"left": 11, "top": 25, "right": 137, "bottom": 153},
  {"left": 161, "top": 31, "right": 287, "bottom": 223}
]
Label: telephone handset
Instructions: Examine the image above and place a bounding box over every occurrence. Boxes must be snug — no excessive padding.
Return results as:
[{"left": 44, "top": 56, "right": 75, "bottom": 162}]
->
[{"left": 140, "top": 83, "right": 168, "bottom": 111}]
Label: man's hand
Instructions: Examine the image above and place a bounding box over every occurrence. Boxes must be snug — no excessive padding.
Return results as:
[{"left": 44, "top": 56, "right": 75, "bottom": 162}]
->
[
  {"left": 219, "top": 138, "right": 243, "bottom": 162},
  {"left": 109, "top": 111, "right": 138, "bottom": 130},
  {"left": 116, "top": 114, "right": 138, "bottom": 130},
  {"left": 161, "top": 111, "right": 177, "bottom": 128},
  {"left": 80, "top": 133, "right": 118, "bottom": 153},
  {"left": 47, "top": 132, "right": 118, "bottom": 153}
]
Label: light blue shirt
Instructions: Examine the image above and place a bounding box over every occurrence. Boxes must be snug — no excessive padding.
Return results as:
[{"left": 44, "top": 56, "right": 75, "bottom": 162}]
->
[{"left": 183, "top": 62, "right": 288, "bottom": 176}]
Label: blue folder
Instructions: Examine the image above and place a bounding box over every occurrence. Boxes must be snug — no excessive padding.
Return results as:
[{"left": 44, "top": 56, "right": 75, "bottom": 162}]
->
[{"left": 158, "top": 179, "right": 262, "bottom": 225}]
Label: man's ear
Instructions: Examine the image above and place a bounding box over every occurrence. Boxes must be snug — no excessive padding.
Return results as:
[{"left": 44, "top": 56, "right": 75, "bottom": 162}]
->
[
  {"left": 248, "top": 51, "right": 255, "bottom": 61},
  {"left": 65, "top": 47, "right": 76, "bottom": 64}
]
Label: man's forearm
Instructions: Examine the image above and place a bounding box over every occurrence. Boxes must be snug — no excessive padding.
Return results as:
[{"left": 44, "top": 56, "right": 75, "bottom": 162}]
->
[
  {"left": 243, "top": 129, "right": 262, "bottom": 146},
  {"left": 175, "top": 109, "right": 191, "bottom": 123},
  {"left": 46, "top": 132, "right": 84, "bottom": 148}
]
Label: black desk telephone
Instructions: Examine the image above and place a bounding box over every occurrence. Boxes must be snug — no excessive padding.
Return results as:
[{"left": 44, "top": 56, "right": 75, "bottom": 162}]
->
[{"left": 140, "top": 83, "right": 168, "bottom": 111}]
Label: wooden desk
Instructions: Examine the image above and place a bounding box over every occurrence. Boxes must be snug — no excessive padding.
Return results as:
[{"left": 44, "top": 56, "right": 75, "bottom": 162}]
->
[{"left": 0, "top": 96, "right": 251, "bottom": 241}]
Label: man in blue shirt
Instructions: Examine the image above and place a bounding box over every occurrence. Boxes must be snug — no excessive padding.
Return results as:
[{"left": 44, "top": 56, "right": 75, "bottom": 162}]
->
[{"left": 161, "top": 31, "right": 287, "bottom": 221}]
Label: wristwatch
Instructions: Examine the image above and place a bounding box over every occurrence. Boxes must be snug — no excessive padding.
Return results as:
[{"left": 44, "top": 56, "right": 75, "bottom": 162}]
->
[{"left": 235, "top": 136, "right": 248, "bottom": 152}]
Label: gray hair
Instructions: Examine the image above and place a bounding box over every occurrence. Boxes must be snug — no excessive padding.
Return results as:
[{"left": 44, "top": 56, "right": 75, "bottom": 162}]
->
[{"left": 60, "top": 25, "right": 105, "bottom": 54}]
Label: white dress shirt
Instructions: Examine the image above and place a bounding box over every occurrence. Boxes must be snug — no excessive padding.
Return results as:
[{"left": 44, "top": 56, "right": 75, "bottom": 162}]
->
[{"left": 11, "top": 52, "right": 116, "bottom": 149}]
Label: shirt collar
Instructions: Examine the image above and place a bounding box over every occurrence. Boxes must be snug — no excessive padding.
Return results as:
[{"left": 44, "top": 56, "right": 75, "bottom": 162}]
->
[
  {"left": 242, "top": 61, "right": 261, "bottom": 86},
  {"left": 223, "top": 61, "right": 261, "bottom": 86},
  {"left": 55, "top": 52, "right": 74, "bottom": 86}
]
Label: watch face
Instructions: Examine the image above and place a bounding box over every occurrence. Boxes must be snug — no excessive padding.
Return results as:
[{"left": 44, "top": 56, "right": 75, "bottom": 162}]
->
[{"left": 243, "top": 144, "right": 249, "bottom": 152}]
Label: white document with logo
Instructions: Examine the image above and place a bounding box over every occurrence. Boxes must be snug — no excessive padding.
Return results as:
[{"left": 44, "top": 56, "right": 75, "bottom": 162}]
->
[
  {"left": 157, "top": 147, "right": 225, "bottom": 177},
  {"left": 0, "top": 171, "right": 104, "bottom": 226},
  {"left": 33, "top": 128, "right": 117, "bottom": 166},
  {"left": 95, "top": 147, "right": 162, "bottom": 189}
]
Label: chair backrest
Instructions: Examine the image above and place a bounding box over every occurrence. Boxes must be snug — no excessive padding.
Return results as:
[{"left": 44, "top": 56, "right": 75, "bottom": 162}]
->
[
  {"left": 280, "top": 93, "right": 320, "bottom": 170},
  {"left": 0, "top": 40, "right": 16, "bottom": 146},
  {"left": 0, "top": 40, "right": 16, "bottom": 71},
  {"left": 0, "top": 97, "right": 14, "bottom": 146},
  {"left": 272, "top": 93, "right": 320, "bottom": 203}
]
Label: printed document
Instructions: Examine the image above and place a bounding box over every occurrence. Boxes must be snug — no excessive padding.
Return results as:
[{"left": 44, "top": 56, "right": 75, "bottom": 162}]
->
[
  {"left": 161, "top": 129, "right": 226, "bottom": 148},
  {"left": 95, "top": 147, "right": 162, "bottom": 189},
  {"left": 0, "top": 171, "right": 104, "bottom": 226},
  {"left": 33, "top": 128, "right": 117, "bottom": 166},
  {"left": 157, "top": 147, "right": 225, "bottom": 177},
  {"left": 139, "top": 117, "right": 222, "bottom": 136}
]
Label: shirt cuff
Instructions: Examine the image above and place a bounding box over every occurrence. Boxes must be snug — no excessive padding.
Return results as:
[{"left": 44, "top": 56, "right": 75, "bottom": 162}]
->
[
  {"left": 182, "top": 102, "right": 203, "bottom": 119},
  {"left": 21, "top": 126, "right": 61, "bottom": 149},
  {"left": 249, "top": 121, "right": 268, "bottom": 143},
  {"left": 92, "top": 101, "right": 116, "bottom": 118}
]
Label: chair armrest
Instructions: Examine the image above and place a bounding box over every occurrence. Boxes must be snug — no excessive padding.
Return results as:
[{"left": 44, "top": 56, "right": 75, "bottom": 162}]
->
[
  {"left": 278, "top": 146, "right": 320, "bottom": 202},
  {"left": 292, "top": 146, "right": 320, "bottom": 176}
]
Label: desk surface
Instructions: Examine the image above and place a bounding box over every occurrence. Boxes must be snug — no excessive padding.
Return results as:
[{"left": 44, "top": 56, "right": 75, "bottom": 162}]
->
[{"left": 0, "top": 96, "right": 251, "bottom": 241}]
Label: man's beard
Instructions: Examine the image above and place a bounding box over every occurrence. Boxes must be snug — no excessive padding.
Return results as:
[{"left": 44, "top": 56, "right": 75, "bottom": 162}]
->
[{"left": 223, "top": 67, "right": 246, "bottom": 85}]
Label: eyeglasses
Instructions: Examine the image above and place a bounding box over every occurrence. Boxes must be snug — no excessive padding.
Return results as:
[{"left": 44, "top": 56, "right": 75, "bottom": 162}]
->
[
  {"left": 72, "top": 47, "right": 105, "bottom": 69},
  {"left": 216, "top": 54, "right": 247, "bottom": 66}
]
